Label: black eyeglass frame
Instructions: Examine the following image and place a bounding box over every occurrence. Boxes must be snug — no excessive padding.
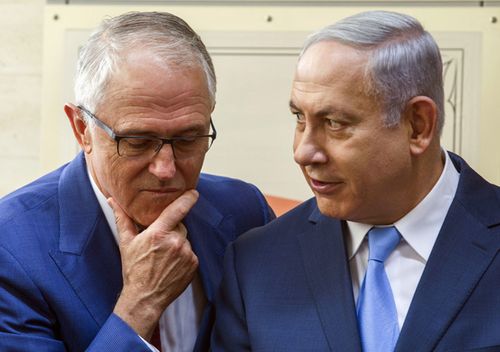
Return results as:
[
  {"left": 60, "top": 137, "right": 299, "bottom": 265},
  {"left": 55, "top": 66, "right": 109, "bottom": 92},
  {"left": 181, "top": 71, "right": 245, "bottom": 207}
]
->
[{"left": 77, "top": 105, "right": 217, "bottom": 158}]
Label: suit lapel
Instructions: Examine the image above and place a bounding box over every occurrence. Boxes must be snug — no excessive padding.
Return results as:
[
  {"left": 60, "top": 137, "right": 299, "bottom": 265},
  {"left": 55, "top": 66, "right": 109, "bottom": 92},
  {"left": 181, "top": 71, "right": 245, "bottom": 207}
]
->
[
  {"left": 49, "top": 154, "right": 122, "bottom": 328},
  {"left": 396, "top": 154, "right": 500, "bottom": 351},
  {"left": 184, "top": 193, "right": 227, "bottom": 350},
  {"left": 185, "top": 193, "right": 226, "bottom": 304},
  {"left": 296, "top": 207, "right": 362, "bottom": 352}
]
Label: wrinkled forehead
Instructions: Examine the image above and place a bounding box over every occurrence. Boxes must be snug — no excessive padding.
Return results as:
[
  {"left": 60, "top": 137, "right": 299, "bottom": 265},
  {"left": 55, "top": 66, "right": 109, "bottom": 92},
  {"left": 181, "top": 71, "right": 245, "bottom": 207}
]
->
[
  {"left": 95, "top": 48, "right": 210, "bottom": 104},
  {"left": 293, "top": 41, "right": 372, "bottom": 100},
  {"left": 290, "top": 40, "right": 385, "bottom": 118},
  {"left": 99, "top": 51, "right": 211, "bottom": 108},
  {"left": 296, "top": 41, "right": 370, "bottom": 81},
  {"left": 89, "top": 57, "right": 212, "bottom": 139},
  {"left": 113, "top": 48, "right": 206, "bottom": 83}
]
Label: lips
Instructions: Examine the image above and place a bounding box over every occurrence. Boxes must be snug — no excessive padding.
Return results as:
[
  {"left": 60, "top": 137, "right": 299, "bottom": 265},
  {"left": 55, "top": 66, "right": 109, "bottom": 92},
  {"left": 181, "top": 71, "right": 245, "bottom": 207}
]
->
[
  {"left": 142, "top": 188, "right": 180, "bottom": 195},
  {"left": 309, "top": 177, "right": 343, "bottom": 194},
  {"left": 146, "top": 188, "right": 178, "bottom": 192}
]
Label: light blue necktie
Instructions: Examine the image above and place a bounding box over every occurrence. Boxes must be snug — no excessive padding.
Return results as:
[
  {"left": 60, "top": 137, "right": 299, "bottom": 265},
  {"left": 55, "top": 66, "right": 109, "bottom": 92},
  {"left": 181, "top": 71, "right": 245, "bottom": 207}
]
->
[{"left": 357, "top": 226, "right": 401, "bottom": 352}]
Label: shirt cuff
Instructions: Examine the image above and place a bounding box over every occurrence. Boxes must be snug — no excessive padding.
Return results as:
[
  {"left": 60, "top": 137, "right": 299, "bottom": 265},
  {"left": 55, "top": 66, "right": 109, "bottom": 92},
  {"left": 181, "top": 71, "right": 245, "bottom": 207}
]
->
[{"left": 140, "top": 336, "right": 159, "bottom": 352}]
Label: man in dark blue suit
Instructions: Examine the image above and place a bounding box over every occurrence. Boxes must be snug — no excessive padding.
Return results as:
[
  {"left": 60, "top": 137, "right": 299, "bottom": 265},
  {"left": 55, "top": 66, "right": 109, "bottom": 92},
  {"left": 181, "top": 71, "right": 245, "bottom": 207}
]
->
[
  {"left": 213, "top": 11, "right": 500, "bottom": 351},
  {"left": 0, "top": 12, "right": 274, "bottom": 352}
]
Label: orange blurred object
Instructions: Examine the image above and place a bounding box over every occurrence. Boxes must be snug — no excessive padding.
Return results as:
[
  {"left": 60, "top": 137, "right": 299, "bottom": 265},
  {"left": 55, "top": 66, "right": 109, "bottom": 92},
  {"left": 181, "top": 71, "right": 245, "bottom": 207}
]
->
[{"left": 264, "top": 195, "right": 301, "bottom": 217}]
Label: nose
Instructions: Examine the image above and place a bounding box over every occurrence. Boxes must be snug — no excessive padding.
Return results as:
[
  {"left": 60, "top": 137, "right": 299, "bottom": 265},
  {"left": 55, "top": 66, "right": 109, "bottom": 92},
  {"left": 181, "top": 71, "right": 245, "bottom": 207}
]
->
[
  {"left": 148, "top": 143, "right": 176, "bottom": 180},
  {"left": 293, "top": 128, "right": 328, "bottom": 166}
]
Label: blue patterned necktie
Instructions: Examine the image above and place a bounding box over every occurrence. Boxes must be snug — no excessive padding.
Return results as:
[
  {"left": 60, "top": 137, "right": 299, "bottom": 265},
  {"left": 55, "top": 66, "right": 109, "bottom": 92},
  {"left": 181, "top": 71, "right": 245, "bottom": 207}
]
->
[{"left": 357, "top": 226, "right": 401, "bottom": 352}]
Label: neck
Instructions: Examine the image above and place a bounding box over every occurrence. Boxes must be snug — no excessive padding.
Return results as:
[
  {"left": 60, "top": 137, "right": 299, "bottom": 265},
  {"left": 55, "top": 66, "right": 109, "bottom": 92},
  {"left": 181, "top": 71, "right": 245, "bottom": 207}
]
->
[{"left": 399, "top": 147, "right": 445, "bottom": 222}]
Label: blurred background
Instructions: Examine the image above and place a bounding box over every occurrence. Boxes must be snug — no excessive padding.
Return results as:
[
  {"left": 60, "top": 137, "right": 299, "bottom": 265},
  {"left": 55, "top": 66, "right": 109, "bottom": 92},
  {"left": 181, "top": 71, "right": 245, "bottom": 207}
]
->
[{"left": 1, "top": 0, "right": 500, "bottom": 210}]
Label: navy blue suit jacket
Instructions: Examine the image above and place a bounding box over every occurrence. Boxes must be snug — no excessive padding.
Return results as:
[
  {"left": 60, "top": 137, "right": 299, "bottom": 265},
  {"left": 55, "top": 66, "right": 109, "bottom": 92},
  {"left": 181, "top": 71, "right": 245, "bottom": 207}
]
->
[
  {"left": 0, "top": 153, "right": 274, "bottom": 351},
  {"left": 213, "top": 153, "right": 500, "bottom": 351}
]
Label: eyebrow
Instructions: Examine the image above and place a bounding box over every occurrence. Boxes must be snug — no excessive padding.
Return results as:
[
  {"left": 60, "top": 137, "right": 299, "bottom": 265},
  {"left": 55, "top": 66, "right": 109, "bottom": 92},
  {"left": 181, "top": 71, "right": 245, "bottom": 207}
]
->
[
  {"left": 289, "top": 100, "right": 349, "bottom": 119},
  {"left": 289, "top": 101, "right": 299, "bottom": 111},
  {"left": 117, "top": 124, "right": 207, "bottom": 138}
]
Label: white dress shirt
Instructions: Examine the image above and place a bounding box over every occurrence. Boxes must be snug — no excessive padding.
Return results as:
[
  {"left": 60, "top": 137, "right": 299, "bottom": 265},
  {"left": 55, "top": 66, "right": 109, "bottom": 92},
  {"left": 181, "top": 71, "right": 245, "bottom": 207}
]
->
[
  {"left": 346, "top": 151, "right": 460, "bottom": 329},
  {"left": 88, "top": 170, "right": 206, "bottom": 351}
]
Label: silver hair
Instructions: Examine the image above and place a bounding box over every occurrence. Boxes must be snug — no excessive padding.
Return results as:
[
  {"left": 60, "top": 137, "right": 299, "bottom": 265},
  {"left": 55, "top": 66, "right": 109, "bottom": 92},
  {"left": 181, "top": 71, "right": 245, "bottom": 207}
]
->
[
  {"left": 74, "top": 11, "right": 216, "bottom": 116},
  {"left": 300, "top": 11, "right": 444, "bottom": 133}
]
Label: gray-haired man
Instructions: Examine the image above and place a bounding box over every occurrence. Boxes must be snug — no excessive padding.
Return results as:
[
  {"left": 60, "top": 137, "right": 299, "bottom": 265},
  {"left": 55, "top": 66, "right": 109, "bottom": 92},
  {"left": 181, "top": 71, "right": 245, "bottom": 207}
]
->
[
  {"left": 213, "top": 11, "right": 500, "bottom": 351},
  {"left": 0, "top": 11, "right": 274, "bottom": 351}
]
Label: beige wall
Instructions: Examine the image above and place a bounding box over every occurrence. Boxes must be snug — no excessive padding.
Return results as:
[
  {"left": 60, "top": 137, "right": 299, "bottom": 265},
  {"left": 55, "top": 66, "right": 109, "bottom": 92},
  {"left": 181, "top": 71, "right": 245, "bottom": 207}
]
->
[
  {"left": 2, "top": 2, "right": 500, "bottom": 198},
  {"left": 0, "top": 0, "right": 44, "bottom": 196}
]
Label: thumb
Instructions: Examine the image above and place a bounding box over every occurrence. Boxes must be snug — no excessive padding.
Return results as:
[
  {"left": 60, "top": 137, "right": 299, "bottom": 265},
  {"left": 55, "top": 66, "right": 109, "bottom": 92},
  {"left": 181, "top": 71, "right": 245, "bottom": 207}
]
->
[
  {"left": 107, "top": 197, "right": 137, "bottom": 245},
  {"left": 148, "top": 189, "right": 199, "bottom": 235}
]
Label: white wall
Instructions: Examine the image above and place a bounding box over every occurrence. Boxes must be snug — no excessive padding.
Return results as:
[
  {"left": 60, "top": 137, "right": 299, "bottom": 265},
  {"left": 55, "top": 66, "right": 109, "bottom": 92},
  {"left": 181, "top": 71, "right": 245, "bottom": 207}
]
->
[
  {"left": 0, "top": 0, "right": 44, "bottom": 197},
  {"left": 2, "top": 2, "right": 500, "bottom": 199}
]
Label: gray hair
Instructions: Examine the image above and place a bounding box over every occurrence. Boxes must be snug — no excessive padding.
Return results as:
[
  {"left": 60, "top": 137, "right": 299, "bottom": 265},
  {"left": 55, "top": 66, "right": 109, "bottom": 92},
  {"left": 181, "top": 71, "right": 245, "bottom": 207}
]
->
[
  {"left": 74, "top": 11, "right": 216, "bottom": 115},
  {"left": 300, "top": 11, "right": 444, "bottom": 133}
]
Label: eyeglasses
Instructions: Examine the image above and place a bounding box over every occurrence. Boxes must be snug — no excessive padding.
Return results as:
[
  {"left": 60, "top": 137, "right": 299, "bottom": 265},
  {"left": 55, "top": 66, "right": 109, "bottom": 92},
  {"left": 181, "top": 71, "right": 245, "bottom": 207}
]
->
[{"left": 77, "top": 105, "right": 216, "bottom": 160}]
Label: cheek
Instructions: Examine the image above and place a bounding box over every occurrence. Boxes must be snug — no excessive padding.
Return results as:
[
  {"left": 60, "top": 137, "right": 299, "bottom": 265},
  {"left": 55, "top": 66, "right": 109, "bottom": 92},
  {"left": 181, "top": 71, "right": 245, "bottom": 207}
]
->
[
  {"left": 299, "top": 165, "right": 311, "bottom": 183},
  {"left": 179, "top": 156, "right": 205, "bottom": 187},
  {"left": 353, "top": 143, "right": 409, "bottom": 194},
  {"left": 107, "top": 159, "right": 145, "bottom": 201},
  {"left": 331, "top": 144, "right": 378, "bottom": 195}
]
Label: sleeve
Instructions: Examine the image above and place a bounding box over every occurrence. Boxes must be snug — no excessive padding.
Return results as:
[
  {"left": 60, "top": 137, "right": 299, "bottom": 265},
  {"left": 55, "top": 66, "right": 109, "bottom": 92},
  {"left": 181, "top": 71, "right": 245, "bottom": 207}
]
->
[
  {"left": 248, "top": 183, "right": 276, "bottom": 225},
  {"left": 0, "top": 245, "right": 66, "bottom": 351},
  {"left": 0, "top": 245, "right": 152, "bottom": 352},
  {"left": 85, "top": 314, "right": 157, "bottom": 352},
  {"left": 211, "top": 243, "right": 251, "bottom": 351}
]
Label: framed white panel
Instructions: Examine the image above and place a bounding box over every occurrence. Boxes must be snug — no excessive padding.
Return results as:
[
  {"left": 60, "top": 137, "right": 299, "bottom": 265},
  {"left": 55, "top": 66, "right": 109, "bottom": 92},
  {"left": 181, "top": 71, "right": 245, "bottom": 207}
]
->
[{"left": 41, "top": 5, "right": 500, "bottom": 200}]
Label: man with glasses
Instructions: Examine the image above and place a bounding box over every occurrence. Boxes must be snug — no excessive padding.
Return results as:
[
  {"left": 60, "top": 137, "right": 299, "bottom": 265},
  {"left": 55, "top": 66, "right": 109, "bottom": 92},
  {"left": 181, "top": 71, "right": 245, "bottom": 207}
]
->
[{"left": 0, "top": 11, "right": 273, "bottom": 351}]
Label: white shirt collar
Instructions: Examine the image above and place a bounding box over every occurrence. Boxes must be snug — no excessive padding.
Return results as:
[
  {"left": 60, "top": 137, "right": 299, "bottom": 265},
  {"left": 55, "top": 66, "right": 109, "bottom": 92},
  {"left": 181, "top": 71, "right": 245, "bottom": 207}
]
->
[
  {"left": 87, "top": 168, "right": 119, "bottom": 243},
  {"left": 346, "top": 151, "right": 460, "bottom": 262}
]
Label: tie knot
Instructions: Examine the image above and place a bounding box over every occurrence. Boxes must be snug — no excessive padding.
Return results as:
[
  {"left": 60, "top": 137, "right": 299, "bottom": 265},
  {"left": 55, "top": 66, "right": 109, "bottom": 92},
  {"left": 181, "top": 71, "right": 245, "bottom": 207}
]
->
[{"left": 367, "top": 226, "right": 400, "bottom": 262}]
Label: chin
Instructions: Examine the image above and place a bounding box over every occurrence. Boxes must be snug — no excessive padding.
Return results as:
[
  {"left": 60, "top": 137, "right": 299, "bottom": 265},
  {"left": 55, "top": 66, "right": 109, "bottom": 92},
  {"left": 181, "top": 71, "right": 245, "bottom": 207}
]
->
[
  {"left": 128, "top": 204, "right": 164, "bottom": 228},
  {"left": 131, "top": 195, "right": 179, "bottom": 226},
  {"left": 133, "top": 212, "right": 160, "bottom": 229},
  {"left": 315, "top": 197, "right": 345, "bottom": 219}
]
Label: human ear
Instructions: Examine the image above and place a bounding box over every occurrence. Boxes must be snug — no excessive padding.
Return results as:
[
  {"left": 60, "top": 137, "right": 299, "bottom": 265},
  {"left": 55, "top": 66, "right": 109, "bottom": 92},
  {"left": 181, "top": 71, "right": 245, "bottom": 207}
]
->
[
  {"left": 403, "top": 96, "right": 438, "bottom": 156},
  {"left": 64, "top": 103, "right": 93, "bottom": 153}
]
